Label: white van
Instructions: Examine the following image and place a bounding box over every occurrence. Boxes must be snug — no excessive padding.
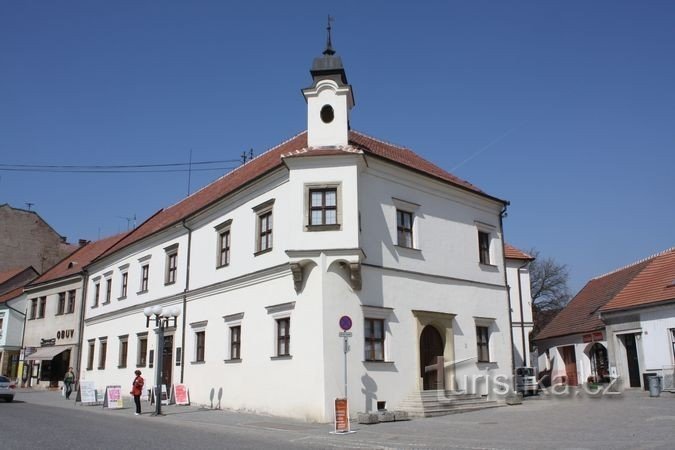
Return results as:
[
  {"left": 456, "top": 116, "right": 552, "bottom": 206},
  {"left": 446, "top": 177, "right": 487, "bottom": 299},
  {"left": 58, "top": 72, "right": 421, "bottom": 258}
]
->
[{"left": 515, "top": 367, "right": 538, "bottom": 396}]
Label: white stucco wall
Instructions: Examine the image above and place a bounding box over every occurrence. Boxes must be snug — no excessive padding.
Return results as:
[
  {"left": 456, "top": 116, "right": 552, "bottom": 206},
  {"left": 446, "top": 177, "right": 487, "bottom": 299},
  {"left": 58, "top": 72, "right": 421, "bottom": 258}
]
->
[{"left": 0, "top": 294, "right": 27, "bottom": 347}]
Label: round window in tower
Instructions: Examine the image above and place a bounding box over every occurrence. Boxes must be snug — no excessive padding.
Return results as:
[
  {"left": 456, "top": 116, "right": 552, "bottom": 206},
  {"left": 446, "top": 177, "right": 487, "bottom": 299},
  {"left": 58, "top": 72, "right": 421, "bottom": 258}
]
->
[{"left": 320, "top": 104, "right": 334, "bottom": 124}]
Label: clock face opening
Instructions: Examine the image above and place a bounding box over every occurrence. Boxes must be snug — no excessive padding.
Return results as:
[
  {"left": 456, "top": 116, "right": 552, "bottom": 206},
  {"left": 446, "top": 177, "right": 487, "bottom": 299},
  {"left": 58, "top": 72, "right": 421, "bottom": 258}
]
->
[{"left": 320, "top": 104, "right": 334, "bottom": 124}]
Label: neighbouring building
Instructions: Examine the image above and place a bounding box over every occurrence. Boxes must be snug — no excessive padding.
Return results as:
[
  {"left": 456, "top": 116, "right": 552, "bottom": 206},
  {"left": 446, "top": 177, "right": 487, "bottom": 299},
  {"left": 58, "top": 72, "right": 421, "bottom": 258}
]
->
[
  {"left": 534, "top": 247, "right": 675, "bottom": 390},
  {"left": 21, "top": 233, "right": 126, "bottom": 388},
  {"left": 504, "top": 245, "right": 535, "bottom": 368},
  {"left": 80, "top": 37, "right": 520, "bottom": 421},
  {"left": 0, "top": 204, "right": 78, "bottom": 273},
  {"left": 0, "top": 267, "right": 39, "bottom": 378}
]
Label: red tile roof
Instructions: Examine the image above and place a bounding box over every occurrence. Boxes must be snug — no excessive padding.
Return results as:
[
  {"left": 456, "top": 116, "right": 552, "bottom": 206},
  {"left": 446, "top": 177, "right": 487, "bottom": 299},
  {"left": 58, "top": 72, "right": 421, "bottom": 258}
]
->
[
  {"left": 100, "top": 130, "right": 503, "bottom": 260},
  {"left": 29, "top": 233, "right": 129, "bottom": 287},
  {"left": 600, "top": 248, "right": 675, "bottom": 312},
  {"left": 0, "top": 286, "right": 24, "bottom": 304},
  {"left": 504, "top": 244, "right": 533, "bottom": 260},
  {"left": 0, "top": 268, "right": 26, "bottom": 285},
  {"left": 535, "top": 247, "right": 674, "bottom": 341}
]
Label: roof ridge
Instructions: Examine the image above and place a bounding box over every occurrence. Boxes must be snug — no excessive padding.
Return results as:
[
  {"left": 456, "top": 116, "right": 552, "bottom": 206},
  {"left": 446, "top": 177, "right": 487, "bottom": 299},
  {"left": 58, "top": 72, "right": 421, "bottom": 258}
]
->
[
  {"left": 591, "top": 247, "right": 675, "bottom": 281},
  {"left": 350, "top": 129, "right": 410, "bottom": 152},
  {"left": 162, "top": 130, "right": 307, "bottom": 211}
]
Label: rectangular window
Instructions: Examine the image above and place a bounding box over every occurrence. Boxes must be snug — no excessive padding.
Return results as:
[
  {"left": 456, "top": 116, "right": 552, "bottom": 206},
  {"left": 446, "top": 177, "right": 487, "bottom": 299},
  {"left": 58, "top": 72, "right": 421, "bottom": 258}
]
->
[
  {"left": 476, "top": 326, "right": 490, "bottom": 362},
  {"left": 140, "top": 264, "right": 149, "bottom": 292},
  {"left": 671, "top": 329, "right": 675, "bottom": 362},
  {"left": 137, "top": 335, "right": 148, "bottom": 367},
  {"left": 30, "top": 298, "right": 37, "bottom": 319},
  {"left": 148, "top": 349, "right": 154, "bottom": 368},
  {"left": 104, "top": 279, "right": 112, "bottom": 304},
  {"left": 258, "top": 211, "right": 273, "bottom": 253},
  {"left": 364, "top": 318, "right": 385, "bottom": 361},
  {"left": 93, "top": 282, "right": 100, "bottom": 307},
  {"left": 396, "top": 210, "right": 413, "bottom": 248},
  {"left": 230, "top": 326, "right": 241, "bottom": 360},
  {"left": 87, "top": 340, "right": 95, "bottom": 370},
  {"left": 38, "top": 296, "right": 46, "bottom": 319},
  {"left": 276, "top": 318, "right": 290, "bottom": 356},
  {"left": 218, "top": 229, "right": 231, "bottom": 267},
  {"left": 98, "top": 339, "right": 107, "bottom": 369},
  {"left": 166, "top": 251, "right": 178, "bottom": 284},
  {"left": 0, "top": 317, "right": 3, "bottom": 336},
  {"left": 57, "top": 292, "right": 66, "bottom": 315},
  {"left": 478, "top": 231, "right": 491, "bottom": 265},
  {"left": 195, "top": 331, "right": 206, "bottom": 362},
  {"left": 67, "top": 290, "right": 76, "bottom": 314},
  {"left": 119, "top": 337, "right": 128, "bottom": 368},
  {"left": 309, "top": 188, "right": 337, "bottom": 226},
  {"left": 120, "top": 272, "right": 128, "bottom": 298}
]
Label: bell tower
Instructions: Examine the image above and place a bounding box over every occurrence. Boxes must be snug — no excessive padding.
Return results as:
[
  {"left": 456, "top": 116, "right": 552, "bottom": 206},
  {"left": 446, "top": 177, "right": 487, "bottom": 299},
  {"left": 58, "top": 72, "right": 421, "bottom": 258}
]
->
[{"left": 302, "top": 17, "right": 355, "bottom": 148}]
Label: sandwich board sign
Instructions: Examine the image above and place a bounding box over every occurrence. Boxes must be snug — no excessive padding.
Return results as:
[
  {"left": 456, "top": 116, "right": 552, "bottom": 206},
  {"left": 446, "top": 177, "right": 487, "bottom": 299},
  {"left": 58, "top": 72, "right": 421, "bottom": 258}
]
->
[
  {"left": 150, "top": 384, "right": 169, "bottom": 405},
  {"left": 76, "top": 380, "right": 97, "bottom": 405},
  {"left": 103, "top": 385, "right": 124, "bottom": 409},
  {"left": 172, "top": 383, "right": 190, "bottom": 405}
]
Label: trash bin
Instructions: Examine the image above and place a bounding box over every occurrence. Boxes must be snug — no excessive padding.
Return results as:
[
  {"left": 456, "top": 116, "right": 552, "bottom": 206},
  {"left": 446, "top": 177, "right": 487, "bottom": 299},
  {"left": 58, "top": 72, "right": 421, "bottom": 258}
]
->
[{"left": 648, "top": 376, "right": 661, "bottom": 397}]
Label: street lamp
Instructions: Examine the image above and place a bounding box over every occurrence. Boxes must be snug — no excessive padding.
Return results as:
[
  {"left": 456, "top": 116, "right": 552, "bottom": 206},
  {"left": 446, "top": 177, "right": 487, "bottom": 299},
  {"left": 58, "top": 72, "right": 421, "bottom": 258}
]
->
[{"left": 143, "top": 305, "right": 180, "bottom": 416}]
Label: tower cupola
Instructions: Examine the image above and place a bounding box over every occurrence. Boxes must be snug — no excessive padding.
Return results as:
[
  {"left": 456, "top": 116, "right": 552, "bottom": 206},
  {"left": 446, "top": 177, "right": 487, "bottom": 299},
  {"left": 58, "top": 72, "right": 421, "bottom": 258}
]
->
[{"left": 302, "top": 17, "right": 355, "bottom": 148}]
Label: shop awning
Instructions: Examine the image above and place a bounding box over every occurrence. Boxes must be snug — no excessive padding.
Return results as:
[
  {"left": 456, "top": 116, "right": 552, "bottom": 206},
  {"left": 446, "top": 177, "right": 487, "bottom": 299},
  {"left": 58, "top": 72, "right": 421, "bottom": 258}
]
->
[{"left": 28, "top": 346, "right": 67, "bottom": 360}]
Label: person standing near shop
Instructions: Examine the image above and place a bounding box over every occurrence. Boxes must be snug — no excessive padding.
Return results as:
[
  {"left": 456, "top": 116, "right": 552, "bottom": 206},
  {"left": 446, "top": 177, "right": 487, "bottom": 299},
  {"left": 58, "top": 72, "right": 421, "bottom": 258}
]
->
[
  {"left": 63, "top": 367, "right": 75, "bottom": 400},
  {"left": 131, "top": 370, "right": 144, "bottom": 415}
]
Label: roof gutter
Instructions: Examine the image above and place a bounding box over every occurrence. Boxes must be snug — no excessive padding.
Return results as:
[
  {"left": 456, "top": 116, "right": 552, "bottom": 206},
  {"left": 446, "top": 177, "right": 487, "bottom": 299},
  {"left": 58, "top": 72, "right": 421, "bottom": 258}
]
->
[
  {"left": 498, "top": 202, "right": 516, "bottom": 381},
  {"left": 180, "top": 220, "right": 193, "bottom": 384}
]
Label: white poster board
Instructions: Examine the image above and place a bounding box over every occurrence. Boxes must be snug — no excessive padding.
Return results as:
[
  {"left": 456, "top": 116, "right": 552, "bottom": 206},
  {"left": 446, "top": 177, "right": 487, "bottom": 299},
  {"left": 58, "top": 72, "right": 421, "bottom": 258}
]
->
[
  {"left": 150, "top": 384, "right": 169, "bottom": 405},
  {"left": 103, "top": 385, "right": 124, "bottom": 409},
  {"left": 77, "top": 380, "right": 97, "bottom": 404}
]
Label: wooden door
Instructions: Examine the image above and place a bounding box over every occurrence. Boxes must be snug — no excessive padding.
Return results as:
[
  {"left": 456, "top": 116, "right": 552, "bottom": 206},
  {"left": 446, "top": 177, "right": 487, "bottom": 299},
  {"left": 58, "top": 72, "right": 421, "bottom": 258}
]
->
[
  {"left": 162, "top": 335, "right": 173, "bottom": 388},
  {"left": 420, "top": 326, "right": 444, "bottom": 390},
  {"left": 561, "top": 346, "right": 578, "bottom": 386}
]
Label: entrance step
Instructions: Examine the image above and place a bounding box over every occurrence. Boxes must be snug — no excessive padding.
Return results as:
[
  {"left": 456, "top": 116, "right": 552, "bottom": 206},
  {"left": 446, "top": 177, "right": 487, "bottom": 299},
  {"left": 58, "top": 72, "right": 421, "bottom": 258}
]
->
[{"left": 396, "top": 390, "right": 503, "bottom": 418}]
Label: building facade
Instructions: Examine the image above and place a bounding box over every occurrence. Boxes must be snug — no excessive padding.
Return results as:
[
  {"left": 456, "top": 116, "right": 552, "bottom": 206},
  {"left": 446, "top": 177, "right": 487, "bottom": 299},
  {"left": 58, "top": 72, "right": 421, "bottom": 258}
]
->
[
  {"left": 504, "top": 245, "right": 534, "bottom": 368},
  {"left": 80, "top": 42, "right": 517, "bottom": 421},
  {"left": 21, "top": 234, "right": 125, "bottom": 388}
]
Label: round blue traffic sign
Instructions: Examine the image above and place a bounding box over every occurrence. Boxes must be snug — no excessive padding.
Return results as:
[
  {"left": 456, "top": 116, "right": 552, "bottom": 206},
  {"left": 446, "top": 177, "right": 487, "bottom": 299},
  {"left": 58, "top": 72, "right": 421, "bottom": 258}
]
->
[{"left": 339, "top": 315, "right": 352, "bottom": 331}]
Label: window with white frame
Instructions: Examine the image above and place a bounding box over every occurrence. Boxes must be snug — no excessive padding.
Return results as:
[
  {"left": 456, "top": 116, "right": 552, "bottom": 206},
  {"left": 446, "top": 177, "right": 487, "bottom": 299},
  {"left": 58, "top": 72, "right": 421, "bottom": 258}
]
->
[
  {"left": 29, "top": 298, "right": 37, "bottom": 319},
  {"left": 86, "top": 340, "right": 95, "bottom": 370},
  {"left": 92, "top": 279, "right": 100, "bottom": 308},
  {"left": 671, "top": 329, "right": 675, "bottom": 362},
  {"left": 266, "top": 301, "right": 294, "bottom": 359},
  {"left": 98, "top": 338, "right": 108, "bottom": 369},
  {"left": 475, "top": 222, "right": 496, "bottom": 266},
  {"left": 392, "top": 198, "right": 420, "bottom": 249},
  {"left": 137, "top": 333, "right": 148, "bottom": 367},
  {"left": 223, "top": 312, "right": 244, "bottom": 362},
  {"left": 307, "top": 186, "right": 340, "bottom": 229},
  {"left": 120, "top": 271, "right": 128, "bottom": 298},
  {"left": 474, "top": 317, "right": 494, "bottom": 363},
  {"left": 253, "top": 199, "right": 274, "bottom": 254},
  {"left": 361, "top": 305, "right": 394, "bottom": 362},
  {"left": 118, "top": 335, "right": 128, "bottom": 368},
  {"left": 57, "top": 292, "right": 66, "bottom": 315},
  {"left": 215, "top": 220, "right": 232, "bottom": 268},
  {"left": 191, "top": 321, "right": 207, "bottom": 363},
  {"left": 38, "top": 296, "right": 46, "bottom": 318},
  {"left": 165, "top": 244, "right": 179, "bottom": 285},
  {"left": 140, "top": 264, "right": 149, "bottom": 292},
  {"left": 104, "top": 278, "right": 112, "bottom": 304},
  {"left": 67, "top": 290, "right": 75, "bottom": 313}
]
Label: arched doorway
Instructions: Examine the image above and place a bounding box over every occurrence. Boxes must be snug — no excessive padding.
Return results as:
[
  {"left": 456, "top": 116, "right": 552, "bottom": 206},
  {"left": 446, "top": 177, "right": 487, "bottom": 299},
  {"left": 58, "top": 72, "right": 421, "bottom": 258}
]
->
[{"left": 420, "top": 325, "right": 444, "bottom": 390}]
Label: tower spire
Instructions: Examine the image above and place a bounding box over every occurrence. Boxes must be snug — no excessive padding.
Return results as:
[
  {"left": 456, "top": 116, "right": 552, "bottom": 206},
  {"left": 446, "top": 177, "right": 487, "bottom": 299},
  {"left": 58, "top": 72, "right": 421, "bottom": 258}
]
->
[{"left": 323, "top": 15, "right": 335, "bottom": 56}]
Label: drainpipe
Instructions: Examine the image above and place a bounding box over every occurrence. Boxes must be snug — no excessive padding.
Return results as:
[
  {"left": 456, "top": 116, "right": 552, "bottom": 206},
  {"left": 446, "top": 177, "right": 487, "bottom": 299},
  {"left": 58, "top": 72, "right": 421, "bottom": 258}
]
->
[
  {"left": 19, "top": 298, "right": 29, "bottom": 386},
  {"left": 180, "top": 220, "right": 193, "bottom": 383},
  {"left": 76, "top": 270, "right": 89, "bottom": 382},
  {"left": 498, "top": 203, "right": 517, "bottom": 382},
  {"left": 516, "top": 260, "right": 530, "bottom": 367}
]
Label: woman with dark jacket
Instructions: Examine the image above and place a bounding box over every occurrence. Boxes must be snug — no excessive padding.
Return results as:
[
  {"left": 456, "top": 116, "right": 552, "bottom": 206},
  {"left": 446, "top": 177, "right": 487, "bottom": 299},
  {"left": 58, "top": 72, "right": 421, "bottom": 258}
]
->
[{"left": 131, "top": 370, "right": 144, "bottom": 415}]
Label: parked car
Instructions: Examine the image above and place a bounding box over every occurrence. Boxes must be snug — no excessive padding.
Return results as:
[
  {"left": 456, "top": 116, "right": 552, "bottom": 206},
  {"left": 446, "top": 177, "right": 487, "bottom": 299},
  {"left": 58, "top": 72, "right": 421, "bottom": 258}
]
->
[
  {"left": 0, "top": 376, "right": 16, "bottom": 402},
  {"left": 515, "top": 367, "right": 539, "bottom": 396}
]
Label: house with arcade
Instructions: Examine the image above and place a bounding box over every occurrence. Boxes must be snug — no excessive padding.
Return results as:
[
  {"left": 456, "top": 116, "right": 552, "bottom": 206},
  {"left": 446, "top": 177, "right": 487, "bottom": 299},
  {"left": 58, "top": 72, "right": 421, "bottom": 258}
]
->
[{"left": 79, "top": 37, "right": 531, "bottom": 421}]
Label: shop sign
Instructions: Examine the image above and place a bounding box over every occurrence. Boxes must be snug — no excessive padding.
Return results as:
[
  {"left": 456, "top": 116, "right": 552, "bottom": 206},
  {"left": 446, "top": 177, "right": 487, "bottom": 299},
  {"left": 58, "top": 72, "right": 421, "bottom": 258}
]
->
[
  {"left": 103, "top": 385, "right": 124, "bottom": 409},
  {"left": 173, "top": 384, "right": 189, "bottom": 405},
  {"left": 334, "top": 398, "right": 350, "bottom": 433},
  {"left": 57, "top": 329, "right": 75, "bottom": 340},
  {"left": 40, "top": 338, "right": 56, "bottom": 346}
]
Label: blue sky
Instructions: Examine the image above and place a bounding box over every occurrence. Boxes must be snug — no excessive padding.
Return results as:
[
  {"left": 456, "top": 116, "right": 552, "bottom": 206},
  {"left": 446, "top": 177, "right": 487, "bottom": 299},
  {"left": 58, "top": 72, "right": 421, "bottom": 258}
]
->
[{"left": 1, "top": 1, "right": 673, "bottom": 294}]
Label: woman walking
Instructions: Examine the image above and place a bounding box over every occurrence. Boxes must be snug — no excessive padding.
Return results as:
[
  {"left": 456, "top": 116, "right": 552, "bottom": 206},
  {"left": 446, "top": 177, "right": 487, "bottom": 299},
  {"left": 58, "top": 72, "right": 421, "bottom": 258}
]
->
[{"left": 131, "top": 370, "right": 144, "bottom": 416}]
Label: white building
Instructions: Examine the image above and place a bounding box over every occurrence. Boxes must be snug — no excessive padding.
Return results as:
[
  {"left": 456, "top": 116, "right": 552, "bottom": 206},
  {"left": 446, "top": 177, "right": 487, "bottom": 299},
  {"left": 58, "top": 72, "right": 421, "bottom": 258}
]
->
[
  {"left": 80, "top": 40, "right": 519, "bottom": 421},
  {"left": 535, "top": 247, "right": 675, "bottom": 390},
  {"left": 21, "top": 235, "right": 125, "bottom": 388},
  {"left": 504, "top": 245, "right": 534, "bottom": 368}
]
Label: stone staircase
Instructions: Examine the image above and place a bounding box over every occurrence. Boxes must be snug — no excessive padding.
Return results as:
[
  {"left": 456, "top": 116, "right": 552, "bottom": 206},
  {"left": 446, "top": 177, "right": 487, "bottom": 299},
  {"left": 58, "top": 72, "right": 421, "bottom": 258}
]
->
[{"left": 396, "top": 390, "right": 503, "bottom": 418}]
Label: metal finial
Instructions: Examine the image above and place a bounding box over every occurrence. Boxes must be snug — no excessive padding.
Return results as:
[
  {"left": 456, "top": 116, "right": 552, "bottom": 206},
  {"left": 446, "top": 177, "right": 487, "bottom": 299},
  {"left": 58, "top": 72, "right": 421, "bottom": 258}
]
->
[{"left": 323, "top": 15, "right": 335, "bottom": 56}]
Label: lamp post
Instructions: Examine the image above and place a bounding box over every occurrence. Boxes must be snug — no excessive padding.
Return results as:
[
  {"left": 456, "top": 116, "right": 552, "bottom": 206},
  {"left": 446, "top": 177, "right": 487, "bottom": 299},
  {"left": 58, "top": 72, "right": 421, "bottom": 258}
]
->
[{"left": 143, "top": 305, "right": 180, "bottom": 416}]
